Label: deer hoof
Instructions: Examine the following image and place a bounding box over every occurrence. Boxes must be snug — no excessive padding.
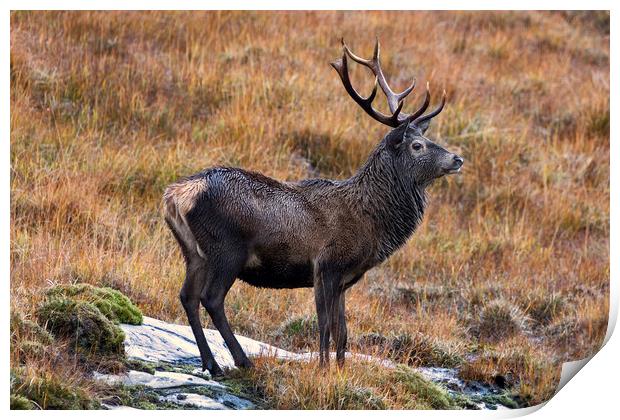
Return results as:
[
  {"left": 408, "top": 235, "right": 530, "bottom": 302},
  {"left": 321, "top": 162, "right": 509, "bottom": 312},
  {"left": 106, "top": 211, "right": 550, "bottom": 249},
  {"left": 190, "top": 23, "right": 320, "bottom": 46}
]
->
[
  {"left": 237, "top": 358, "right": 254, "bottom": 369},
  {"left": 204, "top": 361, "right": 224, "bottom": 378}
]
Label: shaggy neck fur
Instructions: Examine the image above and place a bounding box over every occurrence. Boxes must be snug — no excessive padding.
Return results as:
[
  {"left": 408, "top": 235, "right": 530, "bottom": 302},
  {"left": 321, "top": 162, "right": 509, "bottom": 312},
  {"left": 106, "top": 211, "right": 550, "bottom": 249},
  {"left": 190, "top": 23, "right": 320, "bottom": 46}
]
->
[{"left": 345, "top": 129, "right": 428, "bottom": 262}]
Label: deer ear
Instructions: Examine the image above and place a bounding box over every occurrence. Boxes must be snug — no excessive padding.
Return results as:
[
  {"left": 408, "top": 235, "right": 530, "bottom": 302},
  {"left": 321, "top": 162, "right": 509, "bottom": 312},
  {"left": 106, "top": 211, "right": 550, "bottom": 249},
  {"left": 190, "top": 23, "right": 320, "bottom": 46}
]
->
[
  {"left": 387, "top": 122, "right": 409, "bottom": 150},
  {"left": 416, "top": 119, "right": 431, "bottom": 134}
]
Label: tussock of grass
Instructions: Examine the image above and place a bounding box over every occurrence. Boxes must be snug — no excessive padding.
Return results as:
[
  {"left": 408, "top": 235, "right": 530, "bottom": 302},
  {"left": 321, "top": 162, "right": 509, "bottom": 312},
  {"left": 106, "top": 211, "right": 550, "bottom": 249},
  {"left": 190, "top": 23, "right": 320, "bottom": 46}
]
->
[
  {"left": 275, "top": 314, "right": 319, "bottom": 350},
  {"left": 460, "top": 341, "right": 560, "bottom": 406},
  {"left": 471, "top": 299, "right": 531, "bottom": 343},
  {"left": 520, "top": 292, "right": 566, "bottom": 325},
  {"left": 11, "top": 366, "right": 100, "bottom": 410},
  {"left": 357, "top": 332, "right": 464, "bottom": 368}
]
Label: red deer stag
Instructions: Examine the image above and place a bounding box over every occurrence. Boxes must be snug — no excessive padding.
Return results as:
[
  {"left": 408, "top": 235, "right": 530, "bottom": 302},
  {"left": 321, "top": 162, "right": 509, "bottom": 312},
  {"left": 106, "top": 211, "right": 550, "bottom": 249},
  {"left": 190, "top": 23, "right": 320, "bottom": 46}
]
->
[{"left": 163, "top": 39, "right": 463, "bottom": 376}]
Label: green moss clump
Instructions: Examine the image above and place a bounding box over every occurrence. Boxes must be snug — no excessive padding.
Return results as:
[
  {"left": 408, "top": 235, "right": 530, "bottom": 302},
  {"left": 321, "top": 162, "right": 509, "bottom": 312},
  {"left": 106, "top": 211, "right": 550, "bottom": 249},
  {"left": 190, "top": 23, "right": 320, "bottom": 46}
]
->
[
  {"left": 11, "top": 368, "right": 99, "bottom": 410},
  {"left": 37, "top": 298, "right": 125, "bottom": 357},
  {"left": 35, "top": 283, "right": 144, "bottom": 359},
  {"left": 45, "top": 283, "right": 142, "bottom": 325},
  {"left": 10, "top": 394, "right": 34, "bottom": 410},
  {"left": 126, "top": 359, "right": 157, "bottom": 375},
  {"left": 11, "top": 311, "right": 56, "bottom": 363},
  {"left": 11, "top": 311, "right": 54, "bottom": 346},
  {"left": 482, "top": 393, "right": 520, "bottom": 409},
  {"left": 391, "top": 365, "right": 456, "bottom": 410},
  {"left": 16, "top": 340, "right": 49, "bottom": 359},
  {"left": 106, "top": 385, "right": 185, "bottom": 410}
]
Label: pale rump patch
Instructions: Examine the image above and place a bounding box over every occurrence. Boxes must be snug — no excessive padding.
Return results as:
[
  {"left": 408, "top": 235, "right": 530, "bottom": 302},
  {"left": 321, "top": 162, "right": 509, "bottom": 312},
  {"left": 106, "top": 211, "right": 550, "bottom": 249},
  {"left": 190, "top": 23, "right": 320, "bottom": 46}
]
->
[
  {"left": 163, "top": 177, "right": 209, "bottom": 260},
  {"left": 163, "top": 177, "right": 209, "bottom": 218}
]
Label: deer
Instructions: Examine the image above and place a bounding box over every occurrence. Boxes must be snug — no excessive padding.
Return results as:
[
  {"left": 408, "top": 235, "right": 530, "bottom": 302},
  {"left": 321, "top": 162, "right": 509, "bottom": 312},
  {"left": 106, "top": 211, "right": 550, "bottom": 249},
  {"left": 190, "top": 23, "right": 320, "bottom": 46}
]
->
[{"left": 163, "top": 39, "right": 464, "bottom": 377}]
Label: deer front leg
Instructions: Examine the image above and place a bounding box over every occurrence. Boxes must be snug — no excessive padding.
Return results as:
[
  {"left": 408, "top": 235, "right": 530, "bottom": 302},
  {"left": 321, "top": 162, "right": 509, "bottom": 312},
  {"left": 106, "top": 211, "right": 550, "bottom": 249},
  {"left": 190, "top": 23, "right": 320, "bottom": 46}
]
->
[
  {"left": 331, "top": 292, "right": 347, "bottom": 367},
  {"left": 314, "top": 265, "right": 342, "bottom": 367}
]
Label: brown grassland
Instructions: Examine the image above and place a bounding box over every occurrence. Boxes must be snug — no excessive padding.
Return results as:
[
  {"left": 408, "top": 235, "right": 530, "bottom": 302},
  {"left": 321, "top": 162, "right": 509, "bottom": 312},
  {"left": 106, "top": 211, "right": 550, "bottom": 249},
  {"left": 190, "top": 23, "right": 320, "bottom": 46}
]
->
[{"left": 10, "top": 11, "right": 609, "bottom": 409}]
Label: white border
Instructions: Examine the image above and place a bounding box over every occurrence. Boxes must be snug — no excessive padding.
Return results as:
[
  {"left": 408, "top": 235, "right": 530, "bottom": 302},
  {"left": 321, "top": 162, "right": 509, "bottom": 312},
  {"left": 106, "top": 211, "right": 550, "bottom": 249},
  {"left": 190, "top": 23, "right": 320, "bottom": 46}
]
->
[{"left": 3, "top": 2, "right": 617, "bottom": 418}]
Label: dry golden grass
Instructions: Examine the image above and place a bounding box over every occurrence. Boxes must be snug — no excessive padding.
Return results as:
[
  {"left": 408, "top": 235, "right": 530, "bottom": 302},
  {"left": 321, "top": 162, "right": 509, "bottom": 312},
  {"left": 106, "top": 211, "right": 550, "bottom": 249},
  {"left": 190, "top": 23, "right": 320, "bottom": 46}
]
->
[{"left": 11, "top": 11, "right": 609, "bottom": 408}]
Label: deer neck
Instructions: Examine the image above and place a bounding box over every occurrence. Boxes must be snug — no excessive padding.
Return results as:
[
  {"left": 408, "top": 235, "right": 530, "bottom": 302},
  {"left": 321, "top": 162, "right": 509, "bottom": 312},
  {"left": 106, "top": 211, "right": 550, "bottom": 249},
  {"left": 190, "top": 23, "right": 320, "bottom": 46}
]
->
[{"left": 346, "top": 144, "right": 427, "bottom": 262}]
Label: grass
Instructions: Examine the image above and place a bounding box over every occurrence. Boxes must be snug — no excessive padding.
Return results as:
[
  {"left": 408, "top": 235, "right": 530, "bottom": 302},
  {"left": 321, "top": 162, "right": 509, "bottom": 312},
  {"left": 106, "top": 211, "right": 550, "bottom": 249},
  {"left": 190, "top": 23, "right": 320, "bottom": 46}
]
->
[
  {"left": 227, "top": 358, "right": 457, "bottom": 409},
  {"left": 10, "top": 11, "right": 609, "bottom": 409}
]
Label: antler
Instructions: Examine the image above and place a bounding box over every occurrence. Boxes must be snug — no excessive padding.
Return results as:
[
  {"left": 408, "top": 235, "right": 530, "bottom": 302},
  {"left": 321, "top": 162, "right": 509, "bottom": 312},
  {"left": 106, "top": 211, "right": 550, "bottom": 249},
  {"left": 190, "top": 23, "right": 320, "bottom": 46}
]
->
[{"left": 330, "top": 38, "right": 446, "bottom": 128}]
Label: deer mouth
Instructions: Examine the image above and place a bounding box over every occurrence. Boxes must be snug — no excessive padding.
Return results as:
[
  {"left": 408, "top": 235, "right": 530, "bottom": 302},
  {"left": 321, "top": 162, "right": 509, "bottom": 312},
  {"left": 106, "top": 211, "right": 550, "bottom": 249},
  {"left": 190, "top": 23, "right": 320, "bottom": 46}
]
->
[{"left": 444, "top": 155, "right": 464, "bottom": 174}]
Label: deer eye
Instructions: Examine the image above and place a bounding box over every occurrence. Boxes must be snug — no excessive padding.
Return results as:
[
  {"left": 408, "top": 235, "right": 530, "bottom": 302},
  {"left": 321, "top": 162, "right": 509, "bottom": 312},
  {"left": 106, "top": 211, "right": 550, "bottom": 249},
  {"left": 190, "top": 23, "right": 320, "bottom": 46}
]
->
[{"left": 412, "top": 142, "right": 423, "bottom": 151}]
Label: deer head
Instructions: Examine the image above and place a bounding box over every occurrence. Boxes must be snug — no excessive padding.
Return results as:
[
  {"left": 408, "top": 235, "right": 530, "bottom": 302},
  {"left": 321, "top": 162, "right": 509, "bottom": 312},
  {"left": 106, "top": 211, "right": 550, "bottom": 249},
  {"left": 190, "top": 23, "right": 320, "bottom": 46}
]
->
[{"left": 331, "top": 39, "right": 463, "bottom": 187}]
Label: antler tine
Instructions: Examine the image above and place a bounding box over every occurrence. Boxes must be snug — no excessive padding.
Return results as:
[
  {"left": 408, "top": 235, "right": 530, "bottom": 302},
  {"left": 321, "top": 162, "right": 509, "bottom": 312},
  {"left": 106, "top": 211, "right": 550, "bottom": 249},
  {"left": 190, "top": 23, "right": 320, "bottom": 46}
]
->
[
  {"left": 342, "top": 38, "right": 416, "bottom": 117},
  {"left": 331, "top": 51, "right": 400, "bottom": 127},
  {"left": 409, "top": 82, "right": 431, "bottom": 122},
  {"left": 413, "top": 89, "right": 447, "bottom": 126}
]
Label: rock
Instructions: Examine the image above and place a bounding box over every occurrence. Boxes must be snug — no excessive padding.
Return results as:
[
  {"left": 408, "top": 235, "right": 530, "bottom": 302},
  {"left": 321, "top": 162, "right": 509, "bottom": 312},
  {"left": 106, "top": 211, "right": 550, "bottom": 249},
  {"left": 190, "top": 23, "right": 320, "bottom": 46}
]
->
[
  {"left": 94, "top": 370, "right": 225, "bottom": 389},
  {"left": 160, "top": 393, "right": 229, "bottom": 409},
  {"left": 122, "top": 316, "right": 303, "bottom": 369},
  {"left": 160, "top": 391, "right": 255, "bottom": 410},
  {"left": 93, "top": 316, "right": 511, "bottom": 410}
]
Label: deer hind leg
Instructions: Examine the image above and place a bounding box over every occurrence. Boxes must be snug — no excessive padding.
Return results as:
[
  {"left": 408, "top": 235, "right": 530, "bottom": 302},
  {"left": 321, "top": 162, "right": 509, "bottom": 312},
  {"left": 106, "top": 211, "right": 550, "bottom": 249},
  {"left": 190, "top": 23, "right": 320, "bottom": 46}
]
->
[
  {"left": 196, "top": 237, "right": 252, "bottom": 369},
  {"left": 179, "top": 256, "right": 223, "bottom": 376},
  {"left": 164, "top": 206, "right": 223, "bottom": 375}
]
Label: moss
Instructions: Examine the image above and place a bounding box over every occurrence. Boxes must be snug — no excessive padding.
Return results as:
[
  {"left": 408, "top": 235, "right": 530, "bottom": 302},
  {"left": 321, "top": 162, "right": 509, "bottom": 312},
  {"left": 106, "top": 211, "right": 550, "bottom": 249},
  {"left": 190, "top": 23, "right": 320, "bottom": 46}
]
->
[
  {"left": 126, "top": 359, "right": 157, "bottom": 375},
  {"left": 10, "top": 311, "right": 54, "bottom": 346},
  {"left": 105, "top": 385, "right": 186, "bottom": 410},
  {"left": 11, "top": 368, "right": 99, "bottom": 410},
  {"left": 451, "top": 394, "right": 481, "bottom": 410},
  {"left": 10, "top": 394, "right": 34, "bottom": 410},
  {"left": 11, "top": 311, "right": 59, "bottom": 365},
  {"left": 45, "top": 283, "right": 142, "bottom": 325},
  {"left": 480, "top": 392, "right": 520, "bottom": 409},
  {"left": 157, "top": 362, "right": 213, "bottom": 381},
  {"left": 16, "top": 340, "right": 49, "bottom": 359},
  {"left": 391, "top": 365, "right": 456, "bottom": 409},
  {"left": 37, "top": 298, "right": 125, "bottom": 357},
  {"left": 35, "top": 283, "right": 144, "bottom": 360}
]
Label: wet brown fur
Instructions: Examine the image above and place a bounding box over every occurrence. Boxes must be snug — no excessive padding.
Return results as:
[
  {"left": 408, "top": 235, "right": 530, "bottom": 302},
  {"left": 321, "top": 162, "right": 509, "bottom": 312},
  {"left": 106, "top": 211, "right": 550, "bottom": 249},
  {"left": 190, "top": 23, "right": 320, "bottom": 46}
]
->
[{"left": 163, "top": 122, "right": 463, "bottom": 375}]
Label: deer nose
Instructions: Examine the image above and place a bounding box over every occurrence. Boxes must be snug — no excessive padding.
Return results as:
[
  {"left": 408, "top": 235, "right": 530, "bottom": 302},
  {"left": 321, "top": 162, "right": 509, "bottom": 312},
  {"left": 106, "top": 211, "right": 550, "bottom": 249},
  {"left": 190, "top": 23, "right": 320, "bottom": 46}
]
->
[{"left": 453, "top": 155, "right": 464, "bottom": 168}]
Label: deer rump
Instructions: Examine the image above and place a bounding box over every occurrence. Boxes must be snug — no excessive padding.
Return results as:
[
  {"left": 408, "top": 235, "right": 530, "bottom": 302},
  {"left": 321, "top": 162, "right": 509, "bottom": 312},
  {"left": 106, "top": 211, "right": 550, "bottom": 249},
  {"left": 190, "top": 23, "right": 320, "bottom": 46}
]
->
[{"left": 164, "top": 168, "right": 327, "bottom": 290}]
